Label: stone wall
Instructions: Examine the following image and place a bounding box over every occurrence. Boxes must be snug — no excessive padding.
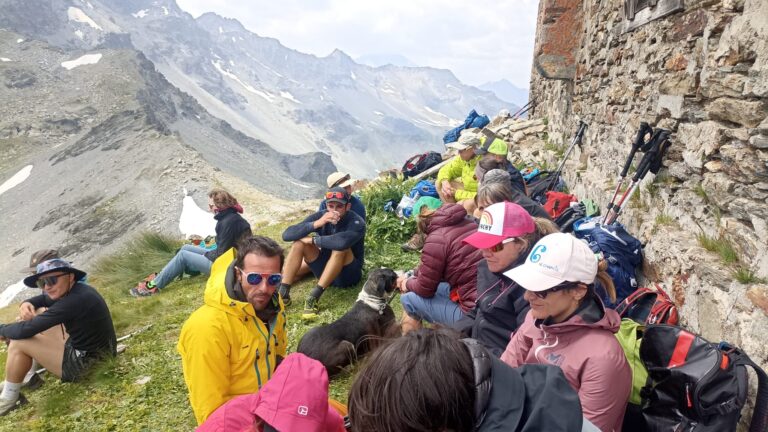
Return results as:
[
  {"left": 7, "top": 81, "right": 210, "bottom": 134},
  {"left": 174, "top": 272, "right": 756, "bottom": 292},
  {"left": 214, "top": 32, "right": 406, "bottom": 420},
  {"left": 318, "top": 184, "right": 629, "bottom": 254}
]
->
[{"left": 528, "top": 0, "right": 768, "bottom": 427}]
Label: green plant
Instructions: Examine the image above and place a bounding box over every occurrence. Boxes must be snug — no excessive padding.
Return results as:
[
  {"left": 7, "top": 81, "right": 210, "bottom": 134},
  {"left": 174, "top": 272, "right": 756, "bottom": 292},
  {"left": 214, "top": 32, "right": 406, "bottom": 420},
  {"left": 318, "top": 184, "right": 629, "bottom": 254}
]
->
[
  {"left": 697, "top": 233, "right": 738, "bottom": 265},
  {"left": 733, "top": 268, "right": 767, "bottom": 284},
  {"left": 694, "top": 184, "right": 709, "bottom": 202},
  {"left": 645, "top": 182, "right": 659, "bottom": 198},
  {"left": 654, "top": 213, "right": 674, "bottom": 226}
]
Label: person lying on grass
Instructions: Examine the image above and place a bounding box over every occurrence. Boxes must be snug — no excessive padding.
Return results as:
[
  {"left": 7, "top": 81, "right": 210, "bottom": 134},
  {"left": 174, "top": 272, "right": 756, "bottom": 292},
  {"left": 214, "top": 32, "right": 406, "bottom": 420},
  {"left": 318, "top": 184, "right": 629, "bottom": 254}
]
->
[{"left": 0, "top": 259, "right": 117, "bottom": 416}]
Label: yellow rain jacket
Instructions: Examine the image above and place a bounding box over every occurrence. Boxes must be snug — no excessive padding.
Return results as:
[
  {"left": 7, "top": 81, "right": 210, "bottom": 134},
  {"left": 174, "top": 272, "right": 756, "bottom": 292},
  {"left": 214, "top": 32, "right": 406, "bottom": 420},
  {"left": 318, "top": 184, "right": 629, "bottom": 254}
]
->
[
  {"left": 177, "top": 248, "right": 287, "bottom": 424},
  {"left": 436, "top": 154, "right": 480, "bottom": 201}
]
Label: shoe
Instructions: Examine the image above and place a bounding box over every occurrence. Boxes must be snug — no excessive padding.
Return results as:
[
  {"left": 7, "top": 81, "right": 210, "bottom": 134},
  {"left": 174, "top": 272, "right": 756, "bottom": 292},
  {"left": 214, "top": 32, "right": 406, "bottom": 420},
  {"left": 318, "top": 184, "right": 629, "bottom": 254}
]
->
[
  {"left": 302, "top": 296, "right": 320, "bottom": 320},
  {"left": 277, "top": 285, "right": 291, "bottom": 307},
  {"left": 23, "top": 373, "right": 43, "bottom": 391},
  {"left": 401, "top": 233, "right": 425, "bottom": 252},
  {"left": 130, "top": 280, "right": 159, "bottom": 297},
  {"left": 0, "top": 394, "right": 27, "bottom": 416}
]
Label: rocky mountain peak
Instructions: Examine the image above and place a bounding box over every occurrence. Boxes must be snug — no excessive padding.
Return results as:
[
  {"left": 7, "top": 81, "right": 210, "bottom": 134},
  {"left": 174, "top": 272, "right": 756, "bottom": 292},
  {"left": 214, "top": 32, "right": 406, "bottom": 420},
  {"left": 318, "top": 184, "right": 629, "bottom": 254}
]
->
[{"left": 196, "top": 11, "right": 247, "bottom": 34}]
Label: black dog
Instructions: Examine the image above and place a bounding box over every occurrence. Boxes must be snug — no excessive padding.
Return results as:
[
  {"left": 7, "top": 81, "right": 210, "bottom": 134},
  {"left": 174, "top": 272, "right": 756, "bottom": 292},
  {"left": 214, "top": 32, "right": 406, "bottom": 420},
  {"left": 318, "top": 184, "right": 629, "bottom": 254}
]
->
[{"left": 297, "top": 268, "right": 399, "bottom": 377}]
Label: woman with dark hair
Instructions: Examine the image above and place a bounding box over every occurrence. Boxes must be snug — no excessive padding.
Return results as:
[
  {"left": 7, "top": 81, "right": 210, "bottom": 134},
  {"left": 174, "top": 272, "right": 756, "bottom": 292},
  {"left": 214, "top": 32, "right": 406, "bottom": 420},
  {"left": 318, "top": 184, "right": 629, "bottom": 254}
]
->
[
  {"left": 501, "top": 233, "right": 631, "bottom": 432},
  {"left": 476, "top": 169, "right": 550, "bottom": 220},
  {"left": 397, "top": 197, "right": 483, "bottom": 332},
  {"left": 475, "top": 153, "right": 527, "bottom": 194},
  {"left": 131, "top": 188, "right": 252, "bottom": 297},
  {"left": 347, "top": 327, "right": 594, "bottom": 432},
  {"left": 455, "top": 200, "right": 559, "bottom": 356}
]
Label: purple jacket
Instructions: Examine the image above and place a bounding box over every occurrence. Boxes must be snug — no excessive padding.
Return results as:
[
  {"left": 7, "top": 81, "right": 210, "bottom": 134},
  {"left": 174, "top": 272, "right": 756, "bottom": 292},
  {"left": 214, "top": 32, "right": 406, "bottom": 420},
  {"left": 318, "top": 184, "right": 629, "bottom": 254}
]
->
[
  {"left": 406, "top": 203, "right": 483, "bottom": 313},
  {"left": 501, "top": 295, "right": 631, "bottom": 432}
]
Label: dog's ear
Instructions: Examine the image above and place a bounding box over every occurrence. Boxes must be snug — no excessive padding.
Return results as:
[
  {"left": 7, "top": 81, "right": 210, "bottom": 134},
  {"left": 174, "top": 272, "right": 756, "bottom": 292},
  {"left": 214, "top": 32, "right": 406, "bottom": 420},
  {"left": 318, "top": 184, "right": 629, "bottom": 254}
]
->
[{"left": 373, "top": 272, "right": 388, "bottom": 297}]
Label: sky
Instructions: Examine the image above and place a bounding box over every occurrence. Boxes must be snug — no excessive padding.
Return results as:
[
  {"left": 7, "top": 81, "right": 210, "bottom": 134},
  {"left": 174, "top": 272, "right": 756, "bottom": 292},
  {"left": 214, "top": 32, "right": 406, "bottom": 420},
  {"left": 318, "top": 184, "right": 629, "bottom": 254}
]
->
[{"left": 174, "top": 0, "right": 539, "bottom": 89}]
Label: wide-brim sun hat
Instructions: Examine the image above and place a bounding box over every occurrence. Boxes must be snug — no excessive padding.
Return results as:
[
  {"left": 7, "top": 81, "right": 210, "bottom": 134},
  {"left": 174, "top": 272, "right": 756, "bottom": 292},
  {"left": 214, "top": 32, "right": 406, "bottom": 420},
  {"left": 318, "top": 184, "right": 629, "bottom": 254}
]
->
[
  {"left": 504, "top": 232, "right": 597, "bottom": 291},
  {"left": 326, "top": 172, "right": 354, "bottom": 189},
  {"left": 23, "top": 258, "right": 87, "bottom": 288}
]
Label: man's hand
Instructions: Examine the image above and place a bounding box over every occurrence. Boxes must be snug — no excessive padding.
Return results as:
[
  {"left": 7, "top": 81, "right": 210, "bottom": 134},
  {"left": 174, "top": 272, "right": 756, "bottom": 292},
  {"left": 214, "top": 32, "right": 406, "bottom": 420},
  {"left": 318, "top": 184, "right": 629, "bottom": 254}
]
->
[
  {"left": 18, "top": 302, "right": 36, "bottom": 321},
  {"left": 313, "top": 210, "right": 338, "bottom": 229},
  {"left": 441, "top": 180, "right": 455, "bottom": 197}
]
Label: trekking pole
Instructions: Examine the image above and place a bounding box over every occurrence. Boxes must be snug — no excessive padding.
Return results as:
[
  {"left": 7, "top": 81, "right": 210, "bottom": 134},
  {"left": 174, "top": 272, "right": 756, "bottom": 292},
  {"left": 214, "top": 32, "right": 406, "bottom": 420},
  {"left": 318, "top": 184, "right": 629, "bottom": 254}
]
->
[
  {"left": 606, "top": 131, "right": 671, "bottom": 225},
  {"left": 603, "top": 122, "right": 653, "bottom": 224},
  {"left": 546, "top": 120, "right": 588, "bottom": 192},
  {"left": 511, "top": 99, "right": 535, "bottom": 119}
]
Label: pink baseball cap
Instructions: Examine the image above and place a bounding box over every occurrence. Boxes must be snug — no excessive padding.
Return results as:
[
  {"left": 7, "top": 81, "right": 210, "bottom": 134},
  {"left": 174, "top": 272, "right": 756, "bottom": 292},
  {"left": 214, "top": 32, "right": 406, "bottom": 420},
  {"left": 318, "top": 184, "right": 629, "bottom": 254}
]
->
[
  {"left": 504, "top": 233, "right": 597, "bottom": 291},
  {"left": 463, "top": 202, "right": 535, "bottom": 249}
]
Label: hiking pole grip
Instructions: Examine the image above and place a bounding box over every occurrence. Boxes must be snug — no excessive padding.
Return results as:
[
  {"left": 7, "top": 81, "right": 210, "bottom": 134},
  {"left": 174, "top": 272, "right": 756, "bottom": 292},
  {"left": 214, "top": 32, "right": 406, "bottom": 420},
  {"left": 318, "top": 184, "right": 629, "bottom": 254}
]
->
[{"left": 621, "top": 122, "right": 651, "bottom": 178}]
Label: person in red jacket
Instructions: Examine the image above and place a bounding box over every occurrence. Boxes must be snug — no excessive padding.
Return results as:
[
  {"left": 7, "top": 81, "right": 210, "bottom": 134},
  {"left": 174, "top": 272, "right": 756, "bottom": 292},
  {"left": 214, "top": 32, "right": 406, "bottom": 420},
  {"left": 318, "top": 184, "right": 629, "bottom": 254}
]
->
[
  {"left": 197, "top": 352, "right": 345, "bottom": 432},
  {"left": 397, "top": 198, "right": 483, "bottom": 333},
  {"left": 500, "top": 233, "right": 631, "bottom": 432}
]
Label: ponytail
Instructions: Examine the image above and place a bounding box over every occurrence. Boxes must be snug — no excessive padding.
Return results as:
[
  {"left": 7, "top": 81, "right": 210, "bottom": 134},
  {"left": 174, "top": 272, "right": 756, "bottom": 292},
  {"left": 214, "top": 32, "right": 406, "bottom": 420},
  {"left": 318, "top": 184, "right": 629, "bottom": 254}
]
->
[{"left": 594, "top": 259, "right": 617, "bottom": 304}]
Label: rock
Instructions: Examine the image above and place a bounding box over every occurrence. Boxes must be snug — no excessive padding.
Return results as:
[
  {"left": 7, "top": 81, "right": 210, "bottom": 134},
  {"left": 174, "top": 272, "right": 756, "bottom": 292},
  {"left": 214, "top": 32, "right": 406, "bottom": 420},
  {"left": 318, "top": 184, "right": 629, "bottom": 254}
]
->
[
  {"left": 512, "top": 130, "right": 525, "bottom": 143},
  {"left": 700, "top": 73, "right": 746, "bottom": 99},
  {"left": 706, "top": 98, "right": 766, "bottom": 128},
  {"left": 657, "top": 94, "right": 684, "bottom": 118},
  {"left": 665, "top": 53, "right": 689, "bottom": 71},
  {"left": 704, "top": 160, "right": 723, "bottom": 172},
  {"left": 749, "top": 135, "right": 768, "bottom": 149},
  {"left": 747, "top": 286, "right": 768, "bottom": 316}
]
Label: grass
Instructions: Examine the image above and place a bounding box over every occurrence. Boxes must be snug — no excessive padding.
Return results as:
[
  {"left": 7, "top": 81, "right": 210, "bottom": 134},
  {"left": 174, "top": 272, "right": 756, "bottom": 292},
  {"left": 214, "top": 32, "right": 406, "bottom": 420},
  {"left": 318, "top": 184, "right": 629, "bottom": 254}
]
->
[
  {"left": 697, "top": 233, "right": 739, "bottom": 265},
  {"left": 651, "top": 213, "right": 676, "bottom": 234},
  {"left": 733, "top": 268, "right": 767, "bottom": 284},
  {"left": 0, "top": 178, "right": 421, "bottom": 431}
]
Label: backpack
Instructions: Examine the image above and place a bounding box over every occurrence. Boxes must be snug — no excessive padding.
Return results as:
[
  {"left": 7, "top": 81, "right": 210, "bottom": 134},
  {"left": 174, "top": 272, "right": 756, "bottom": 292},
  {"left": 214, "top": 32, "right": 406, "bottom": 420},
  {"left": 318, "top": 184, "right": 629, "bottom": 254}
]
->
[
  {"left": 616, "top": 319, "right": 649, "bottom": 406},
  {"left": 639, "top": 325, "right": 768, "bottom": 432},
  {"left": 543, "top": 191, "right": 578, "bottom": 219},
  {"left": 581, "top": 223, "right": 643, "bottom": 308},
  {"left": 526, "top": 171, "right": 565, "bottom": 204},
  {"left": 553, "top": 202, "right": 586, "bottom": 233},
  {"left": 615, "top": 285, "right": 679, "bottom": 326},
  {"left": 402, "top": 151, "right": 442, "bottom": 178},
  {"left": 409, "top": 180, "right": 439, "bottom": 199}
]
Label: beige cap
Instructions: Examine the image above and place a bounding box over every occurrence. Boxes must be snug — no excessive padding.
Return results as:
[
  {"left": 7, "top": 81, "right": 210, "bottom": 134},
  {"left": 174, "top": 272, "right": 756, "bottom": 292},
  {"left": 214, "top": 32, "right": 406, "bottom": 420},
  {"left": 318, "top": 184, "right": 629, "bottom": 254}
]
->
[{"left": 326, "top": 172, "right": 354, "bottom": 188}]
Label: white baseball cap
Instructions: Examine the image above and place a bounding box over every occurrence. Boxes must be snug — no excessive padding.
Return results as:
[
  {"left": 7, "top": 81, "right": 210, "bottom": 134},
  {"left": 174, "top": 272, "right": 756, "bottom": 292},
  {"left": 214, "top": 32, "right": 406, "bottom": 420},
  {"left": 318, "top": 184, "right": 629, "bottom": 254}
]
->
[
  {"left": 504, "top": 233, "right": 597, "bottom": 291},
  {"left": 463, "top": 202, "right": 535, "bottom": 249}
]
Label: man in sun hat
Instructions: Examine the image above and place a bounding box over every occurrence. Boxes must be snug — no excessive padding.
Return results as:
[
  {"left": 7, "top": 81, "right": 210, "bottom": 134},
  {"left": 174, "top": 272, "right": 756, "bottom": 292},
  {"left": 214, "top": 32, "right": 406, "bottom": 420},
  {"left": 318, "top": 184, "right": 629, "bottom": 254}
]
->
[
  {"left": 0, "top": 259, "right": 116, "bottom": 416},
  {"left": 281, "top": 186, "right": 366, "bottom": 319},
  {"left": 320, "top": 172, "right": 366, "bottom": 221},
  {"left": 437, "top": 133, "right": 482, "bottom": 213}
]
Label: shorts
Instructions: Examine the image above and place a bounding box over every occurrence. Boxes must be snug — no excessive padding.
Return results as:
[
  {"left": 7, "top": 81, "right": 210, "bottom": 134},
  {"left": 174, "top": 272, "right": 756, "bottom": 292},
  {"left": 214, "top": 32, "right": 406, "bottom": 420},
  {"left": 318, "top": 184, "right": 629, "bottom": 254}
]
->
[
  {"left": 61, "top": 341, "right": 99, "bottom": 383},
  {"left": 307, "top": 249, "right": 363, "bottom": 288}
]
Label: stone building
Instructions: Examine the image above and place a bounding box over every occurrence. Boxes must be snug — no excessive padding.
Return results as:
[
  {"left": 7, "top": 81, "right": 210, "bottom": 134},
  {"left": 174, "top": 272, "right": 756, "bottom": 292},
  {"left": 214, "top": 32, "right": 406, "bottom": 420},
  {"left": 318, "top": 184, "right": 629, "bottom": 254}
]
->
[{"left": 528, "top": 0, "right": 767, "bottom": 427}]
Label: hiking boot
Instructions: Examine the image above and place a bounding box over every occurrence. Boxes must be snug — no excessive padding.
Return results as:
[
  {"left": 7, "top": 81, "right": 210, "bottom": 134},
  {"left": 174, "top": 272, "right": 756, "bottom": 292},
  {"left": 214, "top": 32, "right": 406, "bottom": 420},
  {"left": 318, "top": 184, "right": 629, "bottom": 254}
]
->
[
  {"left": 22, "top": 373, "right": 43, "bottom": 391},
  {"left": 278, "top": 285, "right": 291, "bottom": 307},
  {"left": 302, "top": 296, "right": 320, "bottom": 320},
  {"left": 0, "top": 394, "right": 27, "bottom": 416},
  {"left": 401, "top": 233, "right": 425, "bottom": 252}
]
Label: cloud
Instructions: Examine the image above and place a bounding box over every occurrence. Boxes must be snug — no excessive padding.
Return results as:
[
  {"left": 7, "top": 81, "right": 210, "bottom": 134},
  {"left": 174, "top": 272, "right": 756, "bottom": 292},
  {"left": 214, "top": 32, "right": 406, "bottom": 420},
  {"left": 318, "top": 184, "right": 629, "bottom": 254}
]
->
[{"left": 176, "top": 0, "right": 538, "bottom": 89}]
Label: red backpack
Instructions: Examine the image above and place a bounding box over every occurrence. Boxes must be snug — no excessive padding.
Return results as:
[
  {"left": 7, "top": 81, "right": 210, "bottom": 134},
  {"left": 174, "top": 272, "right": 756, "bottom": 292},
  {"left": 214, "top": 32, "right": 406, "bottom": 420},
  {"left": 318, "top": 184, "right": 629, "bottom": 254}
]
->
[
  {"left": 543, "top": 191, "right": 577, "bottom": 218},
  {"left": 614, "top": 284, "right": 679, "bottom": 325}
]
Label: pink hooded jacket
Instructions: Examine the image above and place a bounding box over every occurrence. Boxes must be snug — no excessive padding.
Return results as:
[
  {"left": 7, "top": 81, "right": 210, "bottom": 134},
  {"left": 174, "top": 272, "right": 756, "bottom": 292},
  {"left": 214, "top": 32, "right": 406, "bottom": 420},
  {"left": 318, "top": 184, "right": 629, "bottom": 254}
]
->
[
  {"left": 501, "top": 296, "right": 631, "bottom": 432},
  {"left": 197, "top": 353, "right": 345, "bottom": 432}
]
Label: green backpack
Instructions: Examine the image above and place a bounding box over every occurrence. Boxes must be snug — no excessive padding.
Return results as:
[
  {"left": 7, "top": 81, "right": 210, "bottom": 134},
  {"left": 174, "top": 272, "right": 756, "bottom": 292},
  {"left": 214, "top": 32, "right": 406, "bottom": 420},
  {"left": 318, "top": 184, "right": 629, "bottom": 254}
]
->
[{"left": 615, "top": 318, "right": 648, "bottom": 405}]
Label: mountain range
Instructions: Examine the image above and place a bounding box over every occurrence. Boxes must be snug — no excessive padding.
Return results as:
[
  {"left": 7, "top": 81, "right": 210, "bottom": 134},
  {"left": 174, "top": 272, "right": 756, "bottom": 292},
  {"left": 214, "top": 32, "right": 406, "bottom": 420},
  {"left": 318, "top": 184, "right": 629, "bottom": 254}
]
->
[{"left": 478, "top": 79, "right": 529, "bottom": 108}]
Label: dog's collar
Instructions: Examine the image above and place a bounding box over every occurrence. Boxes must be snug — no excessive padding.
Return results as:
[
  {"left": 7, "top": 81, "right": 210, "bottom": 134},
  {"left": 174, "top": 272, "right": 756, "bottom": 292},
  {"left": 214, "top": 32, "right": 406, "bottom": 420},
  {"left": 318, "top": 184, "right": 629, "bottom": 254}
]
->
[{"left": 357, "top": 290, "right": 388, "bottom": 315}]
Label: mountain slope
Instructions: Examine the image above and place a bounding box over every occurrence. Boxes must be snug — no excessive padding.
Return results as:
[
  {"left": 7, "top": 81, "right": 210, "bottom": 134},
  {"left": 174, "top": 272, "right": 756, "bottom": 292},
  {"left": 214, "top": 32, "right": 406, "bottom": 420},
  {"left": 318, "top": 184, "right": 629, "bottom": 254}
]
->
[
  {"left": 1, "top": 0, "right": 514, "bottom": 176},
  {"left": 479, "top": 79, "right": 529, "bottom": 108}
]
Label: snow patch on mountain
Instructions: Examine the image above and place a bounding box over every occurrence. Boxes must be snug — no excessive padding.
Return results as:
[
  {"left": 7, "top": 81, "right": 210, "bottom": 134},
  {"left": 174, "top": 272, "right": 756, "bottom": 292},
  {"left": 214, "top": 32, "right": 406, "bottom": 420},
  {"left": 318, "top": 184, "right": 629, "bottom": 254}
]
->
[
  {"left": 61, "top": 53, "right": 102, "bottom": 70},
  {"left": 0, "top": 58, "right": 11, "bottom": 62},
  {"left": 0, "top": 165, "right": 32, "bottom": 196},
  {"left": 67, "top": 7, "right": 102, "bottom": 30},
  {"left": 132, "top": 9, "right": 149, "bottom": 18},
  {"left": 280, "top": 91, "right": 301, "bottom": 104}
]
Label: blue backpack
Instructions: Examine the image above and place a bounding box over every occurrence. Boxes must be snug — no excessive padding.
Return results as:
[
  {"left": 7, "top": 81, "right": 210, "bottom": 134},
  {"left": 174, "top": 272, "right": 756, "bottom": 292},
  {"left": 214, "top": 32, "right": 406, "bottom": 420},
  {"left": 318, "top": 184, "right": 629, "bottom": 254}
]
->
[
  {"left": 409, "top": 180, "right": 439, "bottom": 200},
  {"left": 443, "top": 109, "right": 490, "bottom": 144},
  {"left": 577, "top": 223, "right": 643, "bottom": 308}
]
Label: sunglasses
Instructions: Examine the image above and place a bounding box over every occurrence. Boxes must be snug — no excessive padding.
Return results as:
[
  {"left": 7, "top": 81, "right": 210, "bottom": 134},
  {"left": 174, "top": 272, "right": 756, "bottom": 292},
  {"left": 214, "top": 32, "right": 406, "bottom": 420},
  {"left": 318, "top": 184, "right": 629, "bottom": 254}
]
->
[
  {"left": 325, "top": 191, "right": 347, "bottom": 200},
  {"left": 36, "top": 273, "right": 67, "bottom": 288},
  {"left": 236, "top": 267, "right": 282, "bottom": 287},
  {"left": 532, "top": 281, "right": 580, "bottom": 299},
  {"left": 487, "top": 237, "right": 518, "bottom": 253}
]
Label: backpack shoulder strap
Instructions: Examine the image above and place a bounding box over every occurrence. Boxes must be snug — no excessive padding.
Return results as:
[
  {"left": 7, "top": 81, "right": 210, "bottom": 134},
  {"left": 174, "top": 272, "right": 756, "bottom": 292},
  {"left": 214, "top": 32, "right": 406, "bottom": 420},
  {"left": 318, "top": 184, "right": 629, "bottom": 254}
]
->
[{"left": 730, "top": 350, "right": 768, "bottom": 432}]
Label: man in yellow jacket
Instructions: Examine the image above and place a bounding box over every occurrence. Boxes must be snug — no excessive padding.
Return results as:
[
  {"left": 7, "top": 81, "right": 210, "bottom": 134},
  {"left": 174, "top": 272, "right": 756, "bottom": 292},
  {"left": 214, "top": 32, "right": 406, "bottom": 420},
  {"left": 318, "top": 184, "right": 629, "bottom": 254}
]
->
[{"left": 177, "top": 236, "right": 287, "bottom": 425}]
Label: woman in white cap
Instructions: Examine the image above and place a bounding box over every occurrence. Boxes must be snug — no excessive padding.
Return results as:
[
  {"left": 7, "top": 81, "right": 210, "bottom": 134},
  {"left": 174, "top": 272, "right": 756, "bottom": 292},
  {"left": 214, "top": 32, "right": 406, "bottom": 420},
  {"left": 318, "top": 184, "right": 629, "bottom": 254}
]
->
[{"left": 500, "top": 233, "right": 631, "bottom": 432}]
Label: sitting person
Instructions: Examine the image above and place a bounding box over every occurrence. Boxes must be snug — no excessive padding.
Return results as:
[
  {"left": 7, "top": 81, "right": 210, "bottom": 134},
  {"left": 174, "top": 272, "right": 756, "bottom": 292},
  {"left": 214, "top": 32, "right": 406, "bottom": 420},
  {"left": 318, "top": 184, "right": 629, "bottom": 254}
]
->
[
  {"left": 348, "top": 327, "right": 597, "bottom": 432},
  {"left": 501, "top": 233, "right": 631, "bottom": 432},
  {"left": 436, "top": 135, "right": 481, "bottom": 213},
  {"left": 280, "top": 187, "right": 365, "bottom": 319},
  {"left": 397, "top": 197, "right": 482, "bottom": 332},
  {"left": 0, "top": 259, "right": 117, "bottom": 416},
  {"left": 477, "top": 170, "right": 550, "bottom": 220},
  {"left": 177, "top": 236, "right": 287, "bottom": 424},
  {"left": 475, "top": 152, "right": 527, "bottom": 194},
  {"left": 455, "top": 201, "right": 559, "bottom": 356},
  {"left": 198, "top": 353, "right": 345, "bottom": 432},
  {"left": 131, "top": 188, "right": 252, "bottom": 297},
  {"left": 319, "top": 172, "right": 366, "bottom": 221}
]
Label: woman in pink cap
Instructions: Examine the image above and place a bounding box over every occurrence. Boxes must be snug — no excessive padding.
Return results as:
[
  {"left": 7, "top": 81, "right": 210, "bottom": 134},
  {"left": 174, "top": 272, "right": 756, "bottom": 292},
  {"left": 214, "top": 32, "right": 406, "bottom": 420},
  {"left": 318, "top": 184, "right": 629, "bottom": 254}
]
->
[
  {"left": 500, "top": 233, "right": 631, "bottom": 432},
  {"left": 197, "top": 353, "right": 345, "bottom": 432}
]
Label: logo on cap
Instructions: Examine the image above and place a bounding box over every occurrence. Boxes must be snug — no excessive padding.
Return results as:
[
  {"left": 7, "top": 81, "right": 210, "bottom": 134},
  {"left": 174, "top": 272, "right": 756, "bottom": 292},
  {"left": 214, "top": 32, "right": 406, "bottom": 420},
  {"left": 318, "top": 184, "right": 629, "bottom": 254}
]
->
[
  {"left": 478, "top": 211, "right": 493, "bottom": 232},
  {"left": 530, "top": 245, "right": 547, "bottom": 263},
  {"left": 298, "top": 405, "right": 309, "bottom": 416}
]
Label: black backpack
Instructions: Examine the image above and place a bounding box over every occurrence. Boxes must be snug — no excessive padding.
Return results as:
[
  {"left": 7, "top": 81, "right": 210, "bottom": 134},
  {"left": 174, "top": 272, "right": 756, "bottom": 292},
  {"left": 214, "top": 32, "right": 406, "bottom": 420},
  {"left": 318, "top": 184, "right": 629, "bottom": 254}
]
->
[
  {"left": 526, "top": 170, "right": 564, "bottom": 204},
  {"left": 638, "top": 324, "right": 768, "bottom": 432},
  {"left": 402, "top": 151, "right": 443, "bottom": 178}
]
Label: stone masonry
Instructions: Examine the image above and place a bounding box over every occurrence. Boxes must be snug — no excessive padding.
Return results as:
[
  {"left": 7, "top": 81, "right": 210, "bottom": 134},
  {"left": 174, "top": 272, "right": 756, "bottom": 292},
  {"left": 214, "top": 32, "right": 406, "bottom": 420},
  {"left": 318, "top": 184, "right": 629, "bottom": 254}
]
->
[{"left": 527, "top": 0, "right": 768, "bottom": 428}]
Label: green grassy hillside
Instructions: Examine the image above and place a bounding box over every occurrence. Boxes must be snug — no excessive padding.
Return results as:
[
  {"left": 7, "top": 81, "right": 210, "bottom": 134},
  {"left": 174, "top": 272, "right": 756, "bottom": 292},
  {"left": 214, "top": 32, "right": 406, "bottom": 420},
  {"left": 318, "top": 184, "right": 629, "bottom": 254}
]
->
[{"left": 0, "top": 177, "right": 419, "bottom": 431}]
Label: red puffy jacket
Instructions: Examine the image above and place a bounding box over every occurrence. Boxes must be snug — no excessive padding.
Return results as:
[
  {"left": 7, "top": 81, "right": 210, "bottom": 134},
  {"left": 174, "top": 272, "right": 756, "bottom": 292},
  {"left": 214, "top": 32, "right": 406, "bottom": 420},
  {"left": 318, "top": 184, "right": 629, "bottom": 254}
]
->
[{"left": 406, "top": 204, "right": 483, "bottom": 313}]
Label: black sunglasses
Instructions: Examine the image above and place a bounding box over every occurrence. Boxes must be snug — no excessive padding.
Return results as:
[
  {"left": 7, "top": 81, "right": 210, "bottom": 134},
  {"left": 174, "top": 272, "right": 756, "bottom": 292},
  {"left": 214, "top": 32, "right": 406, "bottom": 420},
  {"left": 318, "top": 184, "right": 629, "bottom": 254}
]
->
[{"left": 532, "top": 281, "right": 581, "bottom": 299}]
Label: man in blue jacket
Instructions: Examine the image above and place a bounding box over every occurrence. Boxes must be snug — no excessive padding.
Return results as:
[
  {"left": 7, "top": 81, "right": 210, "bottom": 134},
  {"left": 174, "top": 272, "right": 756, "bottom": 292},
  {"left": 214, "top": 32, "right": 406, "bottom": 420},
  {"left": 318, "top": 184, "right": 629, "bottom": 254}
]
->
[{"left": 280, "top": 187, "right": 366, "bottom": 319}]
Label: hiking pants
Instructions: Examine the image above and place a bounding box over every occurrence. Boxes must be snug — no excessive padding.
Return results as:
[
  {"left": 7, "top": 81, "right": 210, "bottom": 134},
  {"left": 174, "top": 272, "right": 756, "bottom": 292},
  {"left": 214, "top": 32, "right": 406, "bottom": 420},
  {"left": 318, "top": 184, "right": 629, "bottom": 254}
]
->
[
  {"left": 400, "top": 282, "right": 464, "bottom": 325},
  {"left": 154, "top": 245, "right": 213, "bottom": 290}
]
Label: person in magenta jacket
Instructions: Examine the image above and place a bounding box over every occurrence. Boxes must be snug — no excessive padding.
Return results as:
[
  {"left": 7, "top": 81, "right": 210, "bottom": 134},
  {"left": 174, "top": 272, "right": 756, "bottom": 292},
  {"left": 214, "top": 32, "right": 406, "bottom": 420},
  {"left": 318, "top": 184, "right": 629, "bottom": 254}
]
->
[
  {"left": 500, "top": 233, "right": 631, "bottom": 432},
  {"left": 197, "top": 353, "right": 345, "bottom": 432},
  {"left": 397, "top": 199, "right": 483, "bottom": 333}
]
